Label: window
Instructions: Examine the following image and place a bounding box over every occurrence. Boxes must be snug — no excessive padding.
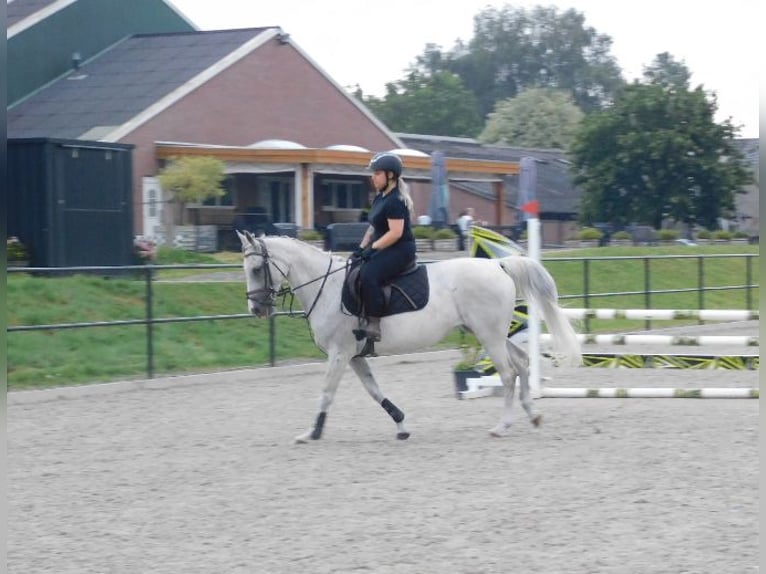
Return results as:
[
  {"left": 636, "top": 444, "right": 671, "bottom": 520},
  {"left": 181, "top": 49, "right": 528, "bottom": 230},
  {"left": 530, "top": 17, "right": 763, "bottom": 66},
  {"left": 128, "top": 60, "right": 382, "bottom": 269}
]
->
[
  {"left": 323, "top": 179, "right": 366, "bottom": 209},
  {"left": 148, "top": 188, "right": 157, "bottom": 217},
  {"left": 203, "top": 176, "right": 234, "bottom": 207}
]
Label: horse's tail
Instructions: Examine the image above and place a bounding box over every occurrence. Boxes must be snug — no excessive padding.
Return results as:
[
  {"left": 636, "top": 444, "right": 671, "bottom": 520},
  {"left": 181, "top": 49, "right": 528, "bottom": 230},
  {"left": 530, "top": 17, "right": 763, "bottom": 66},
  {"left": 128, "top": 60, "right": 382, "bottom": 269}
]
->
[{"left": 499, "top": 257, "right": 582, "bottom": 366}]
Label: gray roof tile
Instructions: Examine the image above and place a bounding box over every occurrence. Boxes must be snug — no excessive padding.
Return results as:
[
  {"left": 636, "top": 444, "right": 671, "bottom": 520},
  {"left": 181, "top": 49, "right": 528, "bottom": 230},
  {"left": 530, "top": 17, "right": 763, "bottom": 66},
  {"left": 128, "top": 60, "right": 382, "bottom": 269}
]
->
[{"left": 8, "top": 28, "right": 273, "bottom": 139}]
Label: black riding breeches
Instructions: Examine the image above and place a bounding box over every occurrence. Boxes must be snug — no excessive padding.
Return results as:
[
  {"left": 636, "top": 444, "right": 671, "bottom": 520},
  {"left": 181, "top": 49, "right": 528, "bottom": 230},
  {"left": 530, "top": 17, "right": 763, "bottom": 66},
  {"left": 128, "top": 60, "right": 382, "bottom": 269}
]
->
[{"left": 359, "top": 244, "right": 415, "bottom": 316}]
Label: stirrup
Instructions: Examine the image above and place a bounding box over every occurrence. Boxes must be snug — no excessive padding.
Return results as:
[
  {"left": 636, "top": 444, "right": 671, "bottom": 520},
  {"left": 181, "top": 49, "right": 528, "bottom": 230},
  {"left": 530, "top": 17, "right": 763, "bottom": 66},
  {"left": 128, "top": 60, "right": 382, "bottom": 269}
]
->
[
  {"left": 354, "top": 338, "right": 377, "bottom": 358},
  {"left": 352, "top": 317, "right": 367, "bottom": 341}
]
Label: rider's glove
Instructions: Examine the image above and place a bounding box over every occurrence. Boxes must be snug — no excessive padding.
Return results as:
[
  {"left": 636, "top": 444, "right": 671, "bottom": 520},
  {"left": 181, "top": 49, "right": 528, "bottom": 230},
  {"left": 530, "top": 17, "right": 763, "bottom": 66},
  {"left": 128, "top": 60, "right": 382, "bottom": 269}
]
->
[
  {"left": 360, "top": 247, "right": 377, "bottom": 261},
  {"left": 351, "top": 246, "right": 364, "bottom": 259}
]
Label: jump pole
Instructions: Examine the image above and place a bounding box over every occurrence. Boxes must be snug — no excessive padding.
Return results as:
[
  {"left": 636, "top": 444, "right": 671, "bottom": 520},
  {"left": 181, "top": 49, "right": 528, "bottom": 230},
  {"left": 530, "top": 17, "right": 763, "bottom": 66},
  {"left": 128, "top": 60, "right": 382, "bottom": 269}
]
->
[
  {"left": 518, "top": 156, "right": 543, "bottom": 398},
  {"left": 526, "top": 216, "right": 542, "bottom": 398},
  {"left": 561, "top": 308, "right": 759, "bottom": 321},
  {"left": 540, "top": 334, "right": 758, "bottom": 347}
]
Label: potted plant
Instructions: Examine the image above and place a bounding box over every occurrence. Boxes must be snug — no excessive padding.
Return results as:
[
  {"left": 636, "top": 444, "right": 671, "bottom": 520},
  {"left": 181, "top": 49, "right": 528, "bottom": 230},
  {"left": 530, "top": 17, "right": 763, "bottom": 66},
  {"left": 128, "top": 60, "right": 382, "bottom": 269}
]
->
[
  {"left": 611, "top": 230, "right": 632, "bottom": 246},
  {"left": 453, "top": 335, "right": 483, "bottom": 397},
  {"left": 412, "top": 225, "right": 435, "bottom": 251},
  {"left": 712, "top": 229, "right": 733, "bottom": 243},
  {"left": 695, "top": 229, "right": 712, "bottom": 244},
  {"left": 7, "top": 236, "right": 30, "bottom": 267},
  {"left": 657, "top": 229, "right": 680, "bottom": 243},
  {"left": 298, "top": 229, "right": 325, "bottom": 249},
  {"left": 432, "top": 227, "right": 458, "bottom": 251},
  {"left": 731, "top": 230, "right": 749, "bottom": 243},
  {"left": 133, "top": 237, "right": 157, "bottom": 264}
]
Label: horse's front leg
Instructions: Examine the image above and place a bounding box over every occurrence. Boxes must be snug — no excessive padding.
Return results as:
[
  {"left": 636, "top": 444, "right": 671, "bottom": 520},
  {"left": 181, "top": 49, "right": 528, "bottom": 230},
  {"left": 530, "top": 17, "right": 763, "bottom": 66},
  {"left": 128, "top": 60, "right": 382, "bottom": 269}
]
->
[
  {"left": 349, "top": 356, "right": 410, "bottom": 440},
  {"left": 294, "top": 351, "right": 350, "bottom": 444}
]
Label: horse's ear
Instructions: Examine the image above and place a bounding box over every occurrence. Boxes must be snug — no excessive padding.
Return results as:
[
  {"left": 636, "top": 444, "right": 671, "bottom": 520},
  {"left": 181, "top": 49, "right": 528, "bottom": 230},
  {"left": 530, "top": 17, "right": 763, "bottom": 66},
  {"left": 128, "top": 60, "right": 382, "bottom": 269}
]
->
[
  {"left": 244, "top": 230, "right": 259, "bottom": 248},
  {"left": 236, "top": 229, "right": 248, "bottom": 248}
]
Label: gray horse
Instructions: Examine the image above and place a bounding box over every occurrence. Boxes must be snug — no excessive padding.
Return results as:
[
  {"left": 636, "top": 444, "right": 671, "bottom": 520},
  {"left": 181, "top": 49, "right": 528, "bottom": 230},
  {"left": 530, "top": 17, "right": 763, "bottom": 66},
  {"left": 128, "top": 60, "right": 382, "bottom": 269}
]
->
[{"left": 239, "top": 231, "right": 581, "bottom": 441}]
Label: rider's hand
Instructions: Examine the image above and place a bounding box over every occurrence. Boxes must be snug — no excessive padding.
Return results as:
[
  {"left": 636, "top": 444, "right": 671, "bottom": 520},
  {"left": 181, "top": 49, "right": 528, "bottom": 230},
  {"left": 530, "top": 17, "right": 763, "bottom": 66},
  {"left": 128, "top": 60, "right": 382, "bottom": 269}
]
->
[
  {"left": 360, "top": 247, "right": 377, "bottom": 261},
  {"left": 351, "top": 246, "right": 364, "bottom": 259}
]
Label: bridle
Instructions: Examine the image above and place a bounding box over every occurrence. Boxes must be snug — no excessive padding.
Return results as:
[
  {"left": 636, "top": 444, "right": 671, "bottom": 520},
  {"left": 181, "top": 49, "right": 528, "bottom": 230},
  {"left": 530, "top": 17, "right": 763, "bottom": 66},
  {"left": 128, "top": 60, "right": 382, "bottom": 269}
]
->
[{"left": 243, "top": 237, "right": 345, "bottom": 319}]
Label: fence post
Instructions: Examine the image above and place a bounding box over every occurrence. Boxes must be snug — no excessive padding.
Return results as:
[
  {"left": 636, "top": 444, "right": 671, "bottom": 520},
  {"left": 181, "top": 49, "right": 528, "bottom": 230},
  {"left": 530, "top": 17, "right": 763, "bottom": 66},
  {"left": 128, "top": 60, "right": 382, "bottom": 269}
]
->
[
  {"left": 583, "top": 259, "right": 590, "bottom": 333},
  {"left": 269, "top": 313, "right": 276, "bottom": 366},
  {"left": 746, "top": 256, "right": 752, "bottom": 309},
  {"left": 643, "top": 258, "right": 651, "bottom": 330},
  {"left": 697, "top": 255, "right": 705, "bottom": 324},
  {"left": 145, "top": 264, "right": 154, "bottom": 378}
]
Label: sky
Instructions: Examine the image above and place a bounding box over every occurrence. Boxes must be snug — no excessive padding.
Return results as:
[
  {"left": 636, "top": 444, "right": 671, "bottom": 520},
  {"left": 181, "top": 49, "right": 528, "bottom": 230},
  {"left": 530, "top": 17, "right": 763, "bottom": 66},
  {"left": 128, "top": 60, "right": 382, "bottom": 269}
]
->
[{"left": 171, "top": 0, "right": 759, "bottom": 138}]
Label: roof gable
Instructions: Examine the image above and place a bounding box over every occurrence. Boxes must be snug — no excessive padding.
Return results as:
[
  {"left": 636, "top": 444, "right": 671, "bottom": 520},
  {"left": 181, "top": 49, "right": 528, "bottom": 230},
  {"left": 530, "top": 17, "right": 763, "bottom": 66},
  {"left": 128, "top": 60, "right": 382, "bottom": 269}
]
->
[{"left": 7, "top": 0, "right": 65, "bottom": 29}]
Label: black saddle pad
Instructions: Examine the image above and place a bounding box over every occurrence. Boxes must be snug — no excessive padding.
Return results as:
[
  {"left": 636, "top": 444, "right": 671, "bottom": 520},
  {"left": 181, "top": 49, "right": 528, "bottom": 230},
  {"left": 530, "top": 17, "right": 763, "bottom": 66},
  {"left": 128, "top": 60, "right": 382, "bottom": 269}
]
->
[{"left": 342, "top": 261, "right": 429, "bottom": 317}]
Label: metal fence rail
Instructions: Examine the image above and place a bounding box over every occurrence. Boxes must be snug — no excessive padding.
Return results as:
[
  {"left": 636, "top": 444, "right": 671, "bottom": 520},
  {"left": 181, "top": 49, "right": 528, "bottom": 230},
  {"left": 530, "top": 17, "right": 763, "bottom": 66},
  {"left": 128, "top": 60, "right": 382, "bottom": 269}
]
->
[{"left": 7, "top": 254, "right": 759, "bottom": 380}]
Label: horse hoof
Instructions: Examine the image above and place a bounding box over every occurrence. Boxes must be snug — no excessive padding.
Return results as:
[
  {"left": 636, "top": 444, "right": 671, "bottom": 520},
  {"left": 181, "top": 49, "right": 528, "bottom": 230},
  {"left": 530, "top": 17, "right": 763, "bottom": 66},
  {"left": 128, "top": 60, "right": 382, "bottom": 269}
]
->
[
  {"left": 489, "top": 426, "right": 509, "bottom": 438},
  {"left": 397, "top": 432, "right": 410, "bottom": 440},
  {"left": 532, "top": 414, "right": 543, "bottom": 427},
  {"left": 294, "top": 432, "right": 312, "bottom": 444}
]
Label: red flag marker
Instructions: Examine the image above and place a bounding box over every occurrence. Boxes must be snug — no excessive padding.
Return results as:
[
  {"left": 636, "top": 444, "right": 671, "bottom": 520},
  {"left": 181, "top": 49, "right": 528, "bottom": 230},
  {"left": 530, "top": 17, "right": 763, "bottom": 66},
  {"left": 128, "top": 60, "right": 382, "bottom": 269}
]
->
[{"left": 520, "top": 200, "right": 539, "bottom": 216}]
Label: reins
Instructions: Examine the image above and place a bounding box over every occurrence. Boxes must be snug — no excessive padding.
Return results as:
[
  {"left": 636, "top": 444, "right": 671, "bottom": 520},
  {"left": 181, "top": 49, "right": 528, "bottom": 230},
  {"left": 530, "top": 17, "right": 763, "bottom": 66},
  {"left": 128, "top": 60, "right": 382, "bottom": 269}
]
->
[{"left": 244, "top": 239, "right": 349, "bottom": 320}]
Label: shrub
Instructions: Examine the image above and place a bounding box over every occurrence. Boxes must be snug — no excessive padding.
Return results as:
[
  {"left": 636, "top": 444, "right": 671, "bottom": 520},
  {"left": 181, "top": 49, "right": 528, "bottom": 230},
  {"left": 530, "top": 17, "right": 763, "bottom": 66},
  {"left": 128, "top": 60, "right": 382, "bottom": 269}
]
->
[
  {"left": 612, "top": 230, "right": 631, "bottom": 240},
  {"left": 413, "top": 226, "right": 435, "bottom": 239},
  {"left": 298, "top": 229, "right": 323, "bottom": 241},
  {"left": 433, "top": 227, "right": 457, "bottom": 239},
  {"left": 577, "top": 227, "right": 603, "bottom": 240},
  {"left": 696, "top": 229, "right": 712, "bottom": 239},
  {"left": 732, "top": 230, "right": 749, "bottom": 239},
  {"left": 7, "top": 237, "right": 30, "bottom": 261},
  {"left": 657, "top": 229, "right": 680, "bottom": 240},
  {"left": 712, "top": 230, "right": 732, "bottom": 240}
]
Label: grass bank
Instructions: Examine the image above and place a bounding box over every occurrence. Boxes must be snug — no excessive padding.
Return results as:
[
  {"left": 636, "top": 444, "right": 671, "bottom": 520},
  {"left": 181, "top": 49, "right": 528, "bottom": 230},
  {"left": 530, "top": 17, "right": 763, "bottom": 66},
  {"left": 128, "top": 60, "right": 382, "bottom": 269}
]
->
[{"left": 7, "top": 243, "right": 758, "bottom": 389}]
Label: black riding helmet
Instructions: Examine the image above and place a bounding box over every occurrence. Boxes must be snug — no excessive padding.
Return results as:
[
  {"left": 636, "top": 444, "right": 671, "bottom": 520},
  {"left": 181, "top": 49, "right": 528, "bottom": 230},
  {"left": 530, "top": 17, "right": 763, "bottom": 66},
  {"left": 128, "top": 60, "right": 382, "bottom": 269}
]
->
[{"left": 368, "top": 152, "right": 403, "bottom": 178}]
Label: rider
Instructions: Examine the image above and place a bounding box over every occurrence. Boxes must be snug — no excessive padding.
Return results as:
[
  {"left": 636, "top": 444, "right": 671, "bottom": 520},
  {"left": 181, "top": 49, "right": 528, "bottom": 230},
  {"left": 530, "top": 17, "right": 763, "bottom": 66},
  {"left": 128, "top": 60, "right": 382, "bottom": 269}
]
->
[{"left": 354, "top": 152, "right": 416, "bottom": 342}]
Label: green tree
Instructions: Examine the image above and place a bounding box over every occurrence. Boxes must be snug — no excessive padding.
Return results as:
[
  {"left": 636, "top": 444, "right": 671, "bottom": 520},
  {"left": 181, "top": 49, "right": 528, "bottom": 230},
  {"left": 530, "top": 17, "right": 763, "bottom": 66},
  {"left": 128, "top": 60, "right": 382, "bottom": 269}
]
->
[
  {"left": 364, "top": 68, "right": 483, "bottom": 137},
  {"left": 478, "top": 87, "right": 584, "bottom": 148},
  {"left": 446, "top": 5, "right": 624, "bottom": 119},
  {"left": 157, "top": 155, "right": 226, "bottom": 233},
  {"left": 364, "top": 6, "right": 624, "bottom": 137},
  {"left": 642, "top": 51, "right": 692, "bottom": 90},
  {"left": 570, "top": 56, "right": 751, "bottom": 230}
]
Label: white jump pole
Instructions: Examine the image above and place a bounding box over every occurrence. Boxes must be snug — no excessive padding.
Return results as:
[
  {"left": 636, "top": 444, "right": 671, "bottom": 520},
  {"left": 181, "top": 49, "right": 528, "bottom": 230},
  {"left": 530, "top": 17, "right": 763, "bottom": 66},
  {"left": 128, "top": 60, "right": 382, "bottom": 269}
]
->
[
  {"left": 539, "top": 333, "right": 759, "bottom": 347},
  {"left": 562, "top": 308, "right": 759, "bottom": 321},
  {"left": 527, "top": 217, "right": 542, "bottom": 398}
]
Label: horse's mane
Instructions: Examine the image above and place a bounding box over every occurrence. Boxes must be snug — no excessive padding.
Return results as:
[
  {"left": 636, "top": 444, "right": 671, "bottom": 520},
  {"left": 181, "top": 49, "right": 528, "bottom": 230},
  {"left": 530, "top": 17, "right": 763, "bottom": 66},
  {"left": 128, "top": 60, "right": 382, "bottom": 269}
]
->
[{"left": 274, "top": 235, "right": 348, "bottom": 265}]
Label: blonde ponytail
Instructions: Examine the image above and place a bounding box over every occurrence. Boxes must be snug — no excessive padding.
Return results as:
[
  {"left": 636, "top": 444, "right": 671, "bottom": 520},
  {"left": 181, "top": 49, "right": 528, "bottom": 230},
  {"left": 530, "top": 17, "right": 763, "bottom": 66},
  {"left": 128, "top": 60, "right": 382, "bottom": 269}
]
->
[{"left": 397, "top": 177, "right": 414, "bottom": 214}]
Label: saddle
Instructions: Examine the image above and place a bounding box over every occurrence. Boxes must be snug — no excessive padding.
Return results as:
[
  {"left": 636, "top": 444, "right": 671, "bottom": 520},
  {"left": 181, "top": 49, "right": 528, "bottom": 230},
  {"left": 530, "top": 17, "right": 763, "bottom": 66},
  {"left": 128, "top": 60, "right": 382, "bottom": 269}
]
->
[{"left": 341, "top": 257, "right": 430, "bottom": 319}]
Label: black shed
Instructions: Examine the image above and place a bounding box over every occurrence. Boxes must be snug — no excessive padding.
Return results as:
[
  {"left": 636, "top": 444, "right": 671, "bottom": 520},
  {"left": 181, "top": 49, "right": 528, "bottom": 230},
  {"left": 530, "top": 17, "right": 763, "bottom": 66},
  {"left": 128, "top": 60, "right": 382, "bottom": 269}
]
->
[{"left": 8, "top": 138, "right": 135, "bottom": 267}]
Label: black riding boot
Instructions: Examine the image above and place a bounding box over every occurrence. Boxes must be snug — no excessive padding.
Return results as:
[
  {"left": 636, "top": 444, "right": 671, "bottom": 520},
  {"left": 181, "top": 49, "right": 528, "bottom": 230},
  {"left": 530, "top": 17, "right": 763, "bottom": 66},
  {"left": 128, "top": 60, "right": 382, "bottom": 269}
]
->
[{"left": 364, "top": 317, "right": 381, "bottom": 342}]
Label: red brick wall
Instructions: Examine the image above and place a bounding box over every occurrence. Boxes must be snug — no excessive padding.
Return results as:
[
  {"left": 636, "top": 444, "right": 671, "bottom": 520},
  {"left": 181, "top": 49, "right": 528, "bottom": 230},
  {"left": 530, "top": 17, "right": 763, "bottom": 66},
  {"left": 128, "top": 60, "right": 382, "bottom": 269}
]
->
[{"left": 120, "top": 36, "right": 400, "bottom": 233}]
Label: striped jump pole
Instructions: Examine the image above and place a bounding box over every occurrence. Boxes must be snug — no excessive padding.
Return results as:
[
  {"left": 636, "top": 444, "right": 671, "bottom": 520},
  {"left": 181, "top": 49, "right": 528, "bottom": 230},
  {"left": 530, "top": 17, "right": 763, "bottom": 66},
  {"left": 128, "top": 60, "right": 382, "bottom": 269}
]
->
[
  {"left": 581, "top": 352, "right": 759, "bottom": 370},
  {"left": 561, "top": 308, "right": 759, "bottom": 321},
  {"left": 542, "top": 387, "right": 759, "bottom": 399},
  {"left": 458, "top": 380, "right": 759, "bottom": 400}
]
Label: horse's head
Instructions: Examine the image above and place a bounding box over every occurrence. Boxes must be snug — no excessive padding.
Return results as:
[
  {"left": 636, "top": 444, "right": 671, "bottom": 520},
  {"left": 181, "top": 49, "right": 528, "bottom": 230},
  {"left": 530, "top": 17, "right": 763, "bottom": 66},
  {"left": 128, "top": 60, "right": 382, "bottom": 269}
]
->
[{"left": 237, "top": 230, "right": 279, "bottom": 317}]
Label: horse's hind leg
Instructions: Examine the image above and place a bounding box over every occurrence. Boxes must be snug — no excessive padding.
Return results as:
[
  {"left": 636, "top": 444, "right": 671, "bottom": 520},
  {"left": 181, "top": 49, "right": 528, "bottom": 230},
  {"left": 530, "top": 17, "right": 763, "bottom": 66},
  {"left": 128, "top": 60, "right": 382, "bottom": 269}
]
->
[
  {"left": 349, "top": 356, "right": 410, "bottom": 440},
  {"left": 507, "top": 339, "right": 541, "bottom": 427},
  {"left": 294, "top": 351, "right": 350, "bottom": 444},
  {"left": 478, "top": 339, "right": 519, "bottom": 437}
]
